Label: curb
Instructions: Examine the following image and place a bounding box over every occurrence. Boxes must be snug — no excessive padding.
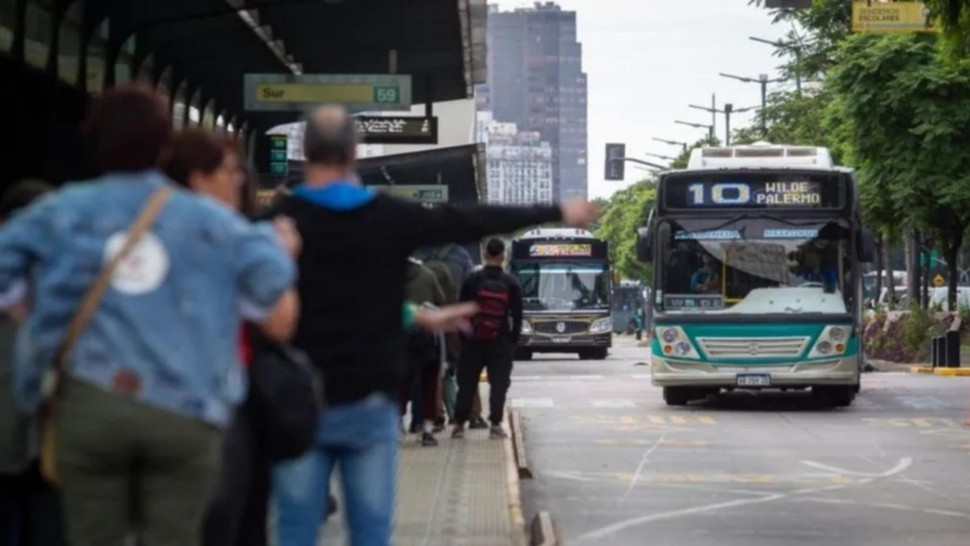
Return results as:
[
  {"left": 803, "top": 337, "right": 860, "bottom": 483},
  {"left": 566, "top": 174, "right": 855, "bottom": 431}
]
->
[
  {"left": 910, "top": 366, "right": 970, "bottom": 377},
  {"left": 530, "top": 512, "right": 559, "bottom": 546},
  {"left": 502, "top": 413, "right": 527, "bottom": 546},
  {"left": 509, "top": 410, "right": 534, "bottom": 479}
]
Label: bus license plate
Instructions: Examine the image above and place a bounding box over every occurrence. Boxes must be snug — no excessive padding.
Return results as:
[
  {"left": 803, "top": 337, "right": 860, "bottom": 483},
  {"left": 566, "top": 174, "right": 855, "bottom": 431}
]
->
[
  {"left": 737, "top": 374, "right": 771, "bottom": 387},
  {"left": 551, "top": 336, "right": 571, "bottom": 344}
]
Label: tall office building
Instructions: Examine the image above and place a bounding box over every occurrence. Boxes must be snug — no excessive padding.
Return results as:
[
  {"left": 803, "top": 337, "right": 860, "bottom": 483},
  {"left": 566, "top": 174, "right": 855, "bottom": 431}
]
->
[
  {"left": 478, "top": 112, "right": 554, "bottom": 205},
  {"left": 484, "top": 2, "right": 588, "bottom": 200}
]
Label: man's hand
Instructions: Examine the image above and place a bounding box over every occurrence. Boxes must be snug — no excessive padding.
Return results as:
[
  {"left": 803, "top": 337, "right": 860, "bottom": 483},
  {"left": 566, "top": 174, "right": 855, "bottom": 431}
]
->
[
  {"left": 415, "top": 302, "right": 478, "bottom": 333},
  {"left": 273, "top": 216, "right": 302, "bottom": 259},
  {"left": 560, "top": 200, "right": 599, "bottom": 228}
]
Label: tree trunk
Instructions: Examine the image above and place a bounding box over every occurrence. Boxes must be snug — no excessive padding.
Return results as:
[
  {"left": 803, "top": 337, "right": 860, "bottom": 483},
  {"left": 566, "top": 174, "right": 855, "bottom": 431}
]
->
[
  {"left": 905, "top": 230, "right": 919, "bottom": 306},
  {"left": 944, "top": 230, "right": 963, "bottom": 312},
  {"left": 874, "top": 233, "right": 883, "bottom": 307},
  {"left": 885, "top": 237, "right": 897, "bottom": 310}
]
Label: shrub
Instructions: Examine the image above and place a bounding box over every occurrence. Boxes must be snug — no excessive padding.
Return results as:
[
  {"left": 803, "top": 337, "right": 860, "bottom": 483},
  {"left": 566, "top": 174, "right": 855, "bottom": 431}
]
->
[{"left": 862, "top": 307, "right": 954, "bottom": 363}]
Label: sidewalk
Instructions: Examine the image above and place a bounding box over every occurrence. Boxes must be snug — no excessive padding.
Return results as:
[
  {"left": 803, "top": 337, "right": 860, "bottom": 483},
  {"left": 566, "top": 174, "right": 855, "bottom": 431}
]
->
[{"left": 318, "top": 393, "right": 525, "bottom": 545}]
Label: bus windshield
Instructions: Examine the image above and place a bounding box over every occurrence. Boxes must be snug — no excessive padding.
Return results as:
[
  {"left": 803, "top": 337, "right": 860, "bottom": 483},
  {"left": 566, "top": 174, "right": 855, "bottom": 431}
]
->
[
  {"left": 658, "top": 219, "right": 854, "bottom": 315},
  {"left": 514, "top": 262, "right": 611, "bottom": 312}
]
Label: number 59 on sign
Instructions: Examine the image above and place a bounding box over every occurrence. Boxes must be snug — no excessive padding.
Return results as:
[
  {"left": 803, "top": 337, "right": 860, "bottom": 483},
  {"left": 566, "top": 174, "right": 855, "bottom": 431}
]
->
[{"left": 374, "top": 87, "right": 399, "bottom": 103}]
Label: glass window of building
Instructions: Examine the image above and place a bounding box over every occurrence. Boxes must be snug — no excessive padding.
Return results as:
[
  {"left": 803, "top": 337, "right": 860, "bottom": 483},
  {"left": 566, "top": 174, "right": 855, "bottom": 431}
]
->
[
  {"left": 172, "top": 81, "right": 187, "bottom": 129},
  {"left": 24, "top": 0, "right": 52, "bottom": 69},
  {"left": 0, "top": 0, "right": 17, "bottom": 52},
  {"left": 136, "top": 53, "right": 155, "bottom": 84},
  {"left": 86, "top": 18, "right": 109, "bottom": 95},
  {"left": 57, "top": 1, "right": 82, "bottom": 84},
  {"left": 202, "top": 100, "right": 216, "bottom": 129},
  {"left": 115, "top": 34, "right": 136, "bottom": 85}
]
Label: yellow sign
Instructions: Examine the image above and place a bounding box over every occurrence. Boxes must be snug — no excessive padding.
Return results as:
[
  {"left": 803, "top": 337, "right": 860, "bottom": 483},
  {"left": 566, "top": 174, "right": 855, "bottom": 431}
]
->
[
  {"left": 933, "top": 274, "right": 945, "bottom": 287},
  {"left": 255, "top": 83, "right": 377, "bottom": 104},
  {"left": 852, "top": 2, "right": 939, "bottom": 33}
]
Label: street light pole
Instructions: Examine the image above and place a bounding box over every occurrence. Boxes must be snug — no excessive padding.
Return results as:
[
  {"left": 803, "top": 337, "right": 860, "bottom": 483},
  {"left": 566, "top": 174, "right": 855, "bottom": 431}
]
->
[
  {"left": 750, "top": 35, "right": 803, "bottom": 96},
  {"left": 675, "top": 120, "right": 715, "bottom": 140},
  {"left": 719, "top": 72, "right": 786, "bottom": 136},
  {"left": 644, "top": 152, "right": 676, "bottom": 162},
  {"left": 689, "top": 102, "right": 757, "bottom": 146},
  {"left": 652, "top": 137, "right": 689, "bottom": 153}
]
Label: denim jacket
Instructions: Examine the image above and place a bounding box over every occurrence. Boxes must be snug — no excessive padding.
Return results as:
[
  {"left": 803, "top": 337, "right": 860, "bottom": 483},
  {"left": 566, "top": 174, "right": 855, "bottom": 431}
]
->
[{"left": 0, "top": 171, "right": 295, "bottom": 426}]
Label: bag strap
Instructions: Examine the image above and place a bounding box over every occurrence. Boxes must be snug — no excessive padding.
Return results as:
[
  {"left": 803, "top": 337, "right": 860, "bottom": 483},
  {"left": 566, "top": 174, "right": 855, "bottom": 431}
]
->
[{"left": 50, "top": 186, "right": 173, "bottom": 375}]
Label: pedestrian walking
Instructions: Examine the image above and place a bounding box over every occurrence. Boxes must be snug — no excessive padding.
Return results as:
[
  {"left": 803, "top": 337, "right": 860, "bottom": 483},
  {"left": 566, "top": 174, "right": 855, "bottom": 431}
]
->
[
  {"left": 0, "top": 84, "right": 299, "bottom": 546},
  {"left": 268, "top": 105, "right": 597, "bottom": 546},
  {"left": 401, "top": 259, "right": 447, "bottom": 446},
  {"left": 0, "top": 179, "right": 64, "bottom": 546},
  {"left": 451, "top": 239, "right": 523, "bottom": 440}
]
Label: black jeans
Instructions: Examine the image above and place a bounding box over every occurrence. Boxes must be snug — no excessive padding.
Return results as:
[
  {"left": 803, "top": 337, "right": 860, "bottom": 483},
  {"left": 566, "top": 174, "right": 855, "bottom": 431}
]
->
[
  {"left": 0, "top": 462, "right": 64, "bottom": 546},
  {"left": 202, "top": 403, "right": 271, "bottom": 546},
  {"left": 454, "top": 340, "right": 514, "bottom": 426}
]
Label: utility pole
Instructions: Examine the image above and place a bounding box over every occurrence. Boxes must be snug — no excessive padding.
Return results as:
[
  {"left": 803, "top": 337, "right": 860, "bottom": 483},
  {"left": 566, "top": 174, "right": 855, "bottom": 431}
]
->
[
  {"left": 689, "top": 102, "right": 757, "bottom": 146},
  {"left": 719, "top": 72, "right": 786, "bottom": 136},
  {"left": 750, "top": 35, "right": 803, "bottom": 96}
]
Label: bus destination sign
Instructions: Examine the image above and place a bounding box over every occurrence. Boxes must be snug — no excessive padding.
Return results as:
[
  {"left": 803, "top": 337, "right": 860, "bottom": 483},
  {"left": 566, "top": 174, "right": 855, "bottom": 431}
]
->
[
  {"left": 664, "top": 174, "right": 842, "bottom": 209},
  {"left": 530, "top": 244, "right": 593, "bottom": 258}
]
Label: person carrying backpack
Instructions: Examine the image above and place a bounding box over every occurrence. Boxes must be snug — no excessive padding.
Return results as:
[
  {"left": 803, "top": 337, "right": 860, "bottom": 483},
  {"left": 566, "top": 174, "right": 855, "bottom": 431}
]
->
[{"left": 452, "top": 239, "right": 523, "bottom": 439}]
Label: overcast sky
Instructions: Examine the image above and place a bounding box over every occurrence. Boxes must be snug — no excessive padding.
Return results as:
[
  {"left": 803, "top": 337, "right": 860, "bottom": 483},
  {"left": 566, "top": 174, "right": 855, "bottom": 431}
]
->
[{"left": 492, "top": 0, "right": 793, "bottom": 200}]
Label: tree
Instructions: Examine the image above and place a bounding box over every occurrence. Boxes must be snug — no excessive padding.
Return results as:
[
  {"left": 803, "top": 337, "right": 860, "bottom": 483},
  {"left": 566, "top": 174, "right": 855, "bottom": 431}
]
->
[
  {"left": 595, "top": 179, "right": 656, "bottom": 283},
  {"left": 926, "top": 0, "right": 970, "bottom": 57},
  {"left": 732, "top": 88, "right": 839, "bottom": 152},
  {"left": 828, "top": 33, "right": 970, "bottom": 310}
]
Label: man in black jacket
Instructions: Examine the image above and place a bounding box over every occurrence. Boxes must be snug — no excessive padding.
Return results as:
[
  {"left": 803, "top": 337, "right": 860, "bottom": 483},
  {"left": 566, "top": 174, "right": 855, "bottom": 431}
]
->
[
  {"left": 270, "top": 105, "right": 597, "bottom": 546},
  {"left": 451, "top": 239, "right": 523, "bottom": 440}
]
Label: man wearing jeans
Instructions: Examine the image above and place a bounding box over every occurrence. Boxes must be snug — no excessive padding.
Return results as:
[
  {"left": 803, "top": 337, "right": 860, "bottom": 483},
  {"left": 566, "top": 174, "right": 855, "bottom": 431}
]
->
[{"left": 269, "top": 106, "right": 598, "bottom": 546}]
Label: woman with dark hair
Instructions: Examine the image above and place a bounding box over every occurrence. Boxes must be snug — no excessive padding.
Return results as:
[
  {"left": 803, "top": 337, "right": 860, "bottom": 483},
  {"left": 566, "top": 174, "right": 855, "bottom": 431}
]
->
[
  {"left": 162, "top": 128, "right": 297, "bottom": 546},
  {"left": 0, "top": 84, "right": 300, "bottom": 546}
]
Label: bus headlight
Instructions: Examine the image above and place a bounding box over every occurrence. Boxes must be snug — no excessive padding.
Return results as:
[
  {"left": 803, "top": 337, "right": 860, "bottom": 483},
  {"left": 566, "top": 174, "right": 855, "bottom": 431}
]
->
[
  {"left": 589, "top": 317, "right": 612, "bottom": 334},
  {"left": 656, "top": 327, "right": 700, "bottom": 359},
  {"left": 521, "top": 321, "right": 533, "bottom": 335},
  {"left": 808, "top": 326, "right": 850, "bottom": 358}
]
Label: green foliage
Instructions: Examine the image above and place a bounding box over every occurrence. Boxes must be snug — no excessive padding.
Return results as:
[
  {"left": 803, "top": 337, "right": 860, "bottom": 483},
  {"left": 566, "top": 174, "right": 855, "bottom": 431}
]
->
[
  {"left": 595, "top": 180, "right": 656, "bottom": 283},
  {"left": 926, "top": 0, "right": 970, "bottom": 58}
]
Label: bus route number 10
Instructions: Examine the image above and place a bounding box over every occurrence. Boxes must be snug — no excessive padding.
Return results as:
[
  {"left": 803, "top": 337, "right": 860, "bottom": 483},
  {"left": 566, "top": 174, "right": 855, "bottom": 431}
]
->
[{"left": 688, "top": 183, "right": 751, "bottom": 206}]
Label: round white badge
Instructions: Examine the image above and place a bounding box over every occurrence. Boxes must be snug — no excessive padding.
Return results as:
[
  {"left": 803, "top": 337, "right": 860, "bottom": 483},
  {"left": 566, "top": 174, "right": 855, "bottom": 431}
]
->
[{"left": 103, "top": 231, "right": 170, "bottom": 295}]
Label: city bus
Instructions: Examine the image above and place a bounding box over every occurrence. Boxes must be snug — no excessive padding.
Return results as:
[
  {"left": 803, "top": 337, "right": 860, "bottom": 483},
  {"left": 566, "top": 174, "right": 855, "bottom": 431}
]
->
[
  {"left": 637, "top": 143, "right": 875, "bottom": 406},
  {"left": 511, "top": 229, "right": 613, "bottom": 360}
]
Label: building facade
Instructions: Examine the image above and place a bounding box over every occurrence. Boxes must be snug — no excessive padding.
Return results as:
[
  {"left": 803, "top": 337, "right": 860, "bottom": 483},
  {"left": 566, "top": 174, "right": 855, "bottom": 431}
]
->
[
  {"left": 478, "top": 112, "right": 553, "bottom": 205},
  {"left": 484, "top": 2, "right": 588, "bottom": 201}
]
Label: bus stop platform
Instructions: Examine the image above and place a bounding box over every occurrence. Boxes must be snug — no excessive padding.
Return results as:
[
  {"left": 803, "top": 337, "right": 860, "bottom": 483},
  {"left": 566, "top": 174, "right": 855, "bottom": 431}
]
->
[{"left": 318, "top": 403, "right": 525, "bottom": 545}]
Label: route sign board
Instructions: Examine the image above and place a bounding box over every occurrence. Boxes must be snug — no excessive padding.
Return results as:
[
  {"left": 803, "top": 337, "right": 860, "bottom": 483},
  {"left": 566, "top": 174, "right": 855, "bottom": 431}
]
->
[
  {"left": 244, "top": 74, "right": 412, "bottom": 112},
  {"left": 605, "top": 143, "right": 626, "bottom": 181},
  {"left": 355, "top": 116, "right": 438, "bottom": 144},
  {"left": 369, "top": 185, "right": 449, "bottom": 204},
  {"left": 852, "top": 2, "right": 939, "bottom": 33},
  {"left": 765, "top": 0, "right": 812, "bottom": 7},
  {"left": 268, "top": 134, "right": 288, "bottom": 178}
]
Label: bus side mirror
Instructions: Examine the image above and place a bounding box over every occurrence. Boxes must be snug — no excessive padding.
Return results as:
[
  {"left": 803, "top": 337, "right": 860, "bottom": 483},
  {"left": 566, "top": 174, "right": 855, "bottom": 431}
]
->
[
  {"left": 637, "top": 227, "right": 652, "bottom": 262},
  {"left": 858, "top": 229, "right": 876, "bottom": 263}
]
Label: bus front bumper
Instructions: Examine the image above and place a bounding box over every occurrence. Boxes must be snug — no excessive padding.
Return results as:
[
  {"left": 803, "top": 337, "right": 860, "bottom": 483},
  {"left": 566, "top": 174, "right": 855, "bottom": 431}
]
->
[
  {"left": 651, "top": 356, "right": 859, "bottom": 388},
  {"left": 519, "top": 333, "right": 612, "bottom": 351}
]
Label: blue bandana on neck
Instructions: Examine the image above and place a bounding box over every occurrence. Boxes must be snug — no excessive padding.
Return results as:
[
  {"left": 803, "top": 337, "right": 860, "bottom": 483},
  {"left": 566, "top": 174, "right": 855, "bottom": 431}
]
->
[{"left": 293, "top": 181, "right": 376, "bottom": 211}]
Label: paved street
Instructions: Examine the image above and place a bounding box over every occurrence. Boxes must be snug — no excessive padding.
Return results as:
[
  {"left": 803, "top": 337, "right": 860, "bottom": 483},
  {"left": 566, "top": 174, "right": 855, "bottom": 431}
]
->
[{"left": 512, "top": 337, "right": 970, "bottom": 546}]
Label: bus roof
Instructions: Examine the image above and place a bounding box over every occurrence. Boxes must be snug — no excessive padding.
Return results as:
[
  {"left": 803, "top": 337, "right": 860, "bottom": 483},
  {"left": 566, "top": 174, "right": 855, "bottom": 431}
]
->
[
  {"left": 685, "top": 142, "right": 837, "bottom": 170},
  {"left": 517, "top": 228, "right": 597, "bottom": 240}
]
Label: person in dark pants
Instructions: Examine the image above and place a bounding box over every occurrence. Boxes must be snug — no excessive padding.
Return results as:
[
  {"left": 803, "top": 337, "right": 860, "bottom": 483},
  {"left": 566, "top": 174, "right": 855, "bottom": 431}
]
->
[{"left": 452, "top": 239, "right": 523, "bottom": 440}]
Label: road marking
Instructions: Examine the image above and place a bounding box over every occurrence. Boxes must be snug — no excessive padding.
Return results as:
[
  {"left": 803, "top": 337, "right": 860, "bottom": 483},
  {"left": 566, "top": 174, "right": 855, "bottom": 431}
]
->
[
  {"left": 621, "top": 432, "right": 668, "bottom": 502},
  {"left": 591, "top": 399, "right": 636, "bottom": 408},
  {"left": 898, "top": 396, "right": 948, "bottom": 410},
  {"left": 569, "top": 374, "right": 604, "bottom": 380},
  {"left": 573, "top": 458, "right": 912, "bottom": 544},
  {"left": 800, "top": 460, "right": 894, "bottom": 478},
  {"left": 510, "top": 398, "right": 554, "bottom": 408},
  {"left": 572, "top": 414, "right": 717, "bottom": 426},
  {"left": 512, "top": 375, "right": 543, "bottom": 381},
  {"left": 864, "top": 417, "right": 962, "bottom": 428}
]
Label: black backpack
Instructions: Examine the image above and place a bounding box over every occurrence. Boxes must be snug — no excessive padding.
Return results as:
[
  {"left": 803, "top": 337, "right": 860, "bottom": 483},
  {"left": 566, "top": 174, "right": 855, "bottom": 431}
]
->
[{"left": 471, "top": 271, "right": 511, "bottom": 341}]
